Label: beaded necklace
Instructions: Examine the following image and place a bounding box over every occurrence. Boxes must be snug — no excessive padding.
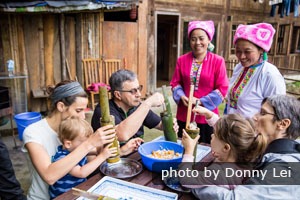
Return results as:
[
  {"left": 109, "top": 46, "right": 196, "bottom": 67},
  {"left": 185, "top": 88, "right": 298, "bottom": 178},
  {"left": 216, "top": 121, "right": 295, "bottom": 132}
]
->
[
  {"left": 190, "top": 58, "right": 203, "bottom": 90},
  {"left": 229, "top": 61, "right": 264, "bottom": 109}
]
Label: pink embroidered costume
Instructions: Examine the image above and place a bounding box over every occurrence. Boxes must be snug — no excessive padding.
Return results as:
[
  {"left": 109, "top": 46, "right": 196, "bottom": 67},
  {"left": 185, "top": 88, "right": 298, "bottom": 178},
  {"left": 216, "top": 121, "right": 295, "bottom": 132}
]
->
[
  {"left": 226, "top": 23, "right": 286, "bottom": 118},
  {"left": 171, "top": 52, "right": 228, "bottom": 122},
  {"left": 170, "top": 20, "right": 229, "bottom": 143}
]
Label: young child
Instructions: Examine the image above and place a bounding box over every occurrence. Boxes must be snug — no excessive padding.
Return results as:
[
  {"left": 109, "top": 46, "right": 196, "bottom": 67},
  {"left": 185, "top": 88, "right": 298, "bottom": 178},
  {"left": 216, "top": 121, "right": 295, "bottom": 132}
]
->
[
  {"left": 179, "top": 106, "right": 267, "bottom": 190},
  {"left": 49, "top": 117, "right": 143, "bottom": 199}
]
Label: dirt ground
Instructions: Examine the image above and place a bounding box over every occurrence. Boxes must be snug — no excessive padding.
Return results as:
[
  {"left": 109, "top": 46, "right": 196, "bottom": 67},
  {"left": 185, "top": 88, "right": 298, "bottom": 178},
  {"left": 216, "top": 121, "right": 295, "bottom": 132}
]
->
[{"left": 1, "top": 135, "right": 30, "bottom": 194}]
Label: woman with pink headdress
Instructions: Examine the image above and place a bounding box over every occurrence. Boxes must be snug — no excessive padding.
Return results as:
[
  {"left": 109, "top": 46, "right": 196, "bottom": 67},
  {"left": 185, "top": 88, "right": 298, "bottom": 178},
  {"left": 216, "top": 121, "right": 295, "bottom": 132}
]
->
[
  {"left": 170, "top": 20, "right": 229, "bottom": 144},
  {"left": 226, "top": 23, "right": 286, "bottom": 118}
]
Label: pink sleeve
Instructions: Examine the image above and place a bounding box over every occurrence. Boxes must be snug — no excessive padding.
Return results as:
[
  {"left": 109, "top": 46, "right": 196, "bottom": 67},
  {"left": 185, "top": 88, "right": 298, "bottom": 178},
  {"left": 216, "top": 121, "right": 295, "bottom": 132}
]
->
[
  {"left": 206, "top": 113, "right": 220, "bottom": 127},
  {"left": 182, "top": 154, "right": 194, "bottom": 162}
]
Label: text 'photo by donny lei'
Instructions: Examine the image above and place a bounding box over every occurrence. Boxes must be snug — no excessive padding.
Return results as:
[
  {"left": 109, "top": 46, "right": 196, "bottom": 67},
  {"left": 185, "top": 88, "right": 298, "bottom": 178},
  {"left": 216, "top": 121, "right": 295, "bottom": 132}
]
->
[{"left": 153, "top": 162, "right": 300, "bottom": 185}]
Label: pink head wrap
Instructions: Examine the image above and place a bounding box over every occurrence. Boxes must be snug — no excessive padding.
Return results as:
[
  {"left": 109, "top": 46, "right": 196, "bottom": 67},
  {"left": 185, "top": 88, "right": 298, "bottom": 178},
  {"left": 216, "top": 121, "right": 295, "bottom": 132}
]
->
[
  {"left": 233, "top": 23, "right": 275, "bottom": 52},
  {"left": 188, "top": 20, "right": 215, "bottom": 41}
]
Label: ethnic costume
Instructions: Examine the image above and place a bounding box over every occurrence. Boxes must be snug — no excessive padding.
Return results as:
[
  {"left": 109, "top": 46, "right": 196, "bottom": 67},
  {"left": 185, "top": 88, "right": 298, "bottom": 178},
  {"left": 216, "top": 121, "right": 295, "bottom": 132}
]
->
[
  {"left": 227, "top": 61, "right": 285, "bottom": 118},
  {"left": 171, "top": 51, "right": 228, "bottom": 142},
  {"left": 226, "top": 23, "right": 286, "bottom": 118}
]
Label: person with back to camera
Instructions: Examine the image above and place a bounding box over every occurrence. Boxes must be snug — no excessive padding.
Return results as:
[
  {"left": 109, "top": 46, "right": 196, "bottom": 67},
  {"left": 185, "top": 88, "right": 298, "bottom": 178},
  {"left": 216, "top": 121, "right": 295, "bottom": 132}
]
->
[
  {"left": 49, "top": 116, "right": 142, "bottom": 199},
  {"left": 170, "top": 20, "right": 229, "bottom": 144},
  {"left": 91, "top": 69, "right": 178, "bottom": 144},
  {"left": 182, "top": 94, "right": 300, "bottom": 199},
  {"left": 179, "top": 110, "right": 267, "bottom": 190},
  {"left": 0, "top": 137, "right": 27, "bottom": 200},
  {"left": 23, "top": 80, "right": 118, "bottom": 200},
  {"left": 226, "top": 23, "right": 286, "bottom": 118}
]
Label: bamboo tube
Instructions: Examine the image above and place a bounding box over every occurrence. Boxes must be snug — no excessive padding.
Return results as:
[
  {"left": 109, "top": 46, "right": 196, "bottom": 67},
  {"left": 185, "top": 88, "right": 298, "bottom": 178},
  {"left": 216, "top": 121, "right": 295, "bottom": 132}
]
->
[
  {"left": 99, "top": 86, "right": 110, "bottom": 122},
  {"left": 186, "top": 84, "right": 195, "bottom": 129},
  {"left": 99, "top": 86, "right": 120, "bottom": 163},
  {"left": 161, "top": 85, "right": 177, "bottom": 142}
]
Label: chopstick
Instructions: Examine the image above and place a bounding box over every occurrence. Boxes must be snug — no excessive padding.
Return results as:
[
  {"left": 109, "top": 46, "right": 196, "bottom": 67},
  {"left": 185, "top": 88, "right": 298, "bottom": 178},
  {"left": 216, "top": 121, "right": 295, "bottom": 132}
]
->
[
  {"left": 72, "top": 187, "right": 101, "bottom": 199},
  {"left": 186, "top": 84, "right": 195, "bottom": 129}
]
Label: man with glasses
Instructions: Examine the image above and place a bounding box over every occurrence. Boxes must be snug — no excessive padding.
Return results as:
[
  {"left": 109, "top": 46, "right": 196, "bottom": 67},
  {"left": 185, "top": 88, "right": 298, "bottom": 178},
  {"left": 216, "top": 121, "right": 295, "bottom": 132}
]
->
[{"left": 91, "top": 69, "right": 178, "bottom": 143}]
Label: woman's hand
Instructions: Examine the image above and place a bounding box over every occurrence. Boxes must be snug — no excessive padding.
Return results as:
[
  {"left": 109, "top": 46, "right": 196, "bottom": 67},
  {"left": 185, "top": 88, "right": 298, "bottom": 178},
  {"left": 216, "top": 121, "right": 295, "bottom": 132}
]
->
[
  {"left": 181, "top": 96, "right": 200, "bottom": 107},
  {"left": 120, "top": 138, "right": 144, "bottom": 156},
  {"left": 90, "top": 125, "right": 116, "bottom": 148},
  {"left": 180, "top": 95, "right": 189, "bottom": 107},
  {"left": 172, "top": 118, "right": 179, "bottom": 134},
  {"left": 182, "top": 129, "right": 200, "bottom": 155}
]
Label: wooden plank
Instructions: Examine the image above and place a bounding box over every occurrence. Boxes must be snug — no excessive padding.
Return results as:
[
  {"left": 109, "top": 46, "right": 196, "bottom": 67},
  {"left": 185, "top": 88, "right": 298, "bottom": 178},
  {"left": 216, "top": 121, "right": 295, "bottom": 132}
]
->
[
  {"left": 44, "top": 15, "right": 55, "bottom": 86},
  {"left": 103, "top": 21, "right": 137, "bottom": 84},
  {"left": 0, "top": 15, "right": 11, "bottom": 66},
  {"left": 138, "top": 0, "right": 148, "bottom": 96},
  {"left": 23, "top": 16, "right": 42, "bottom": 111},
  {"left": 59, "top": 14, "right": 66, "bottom": 80},
  {"left": 65, "top": 15, "right": 76, "bottom": 80},
  {"left": 16, "top": 16, "right": 27, "bottom": 74},
  {"left": 75, "top": 14, "right": 83, "bottom": 85}
]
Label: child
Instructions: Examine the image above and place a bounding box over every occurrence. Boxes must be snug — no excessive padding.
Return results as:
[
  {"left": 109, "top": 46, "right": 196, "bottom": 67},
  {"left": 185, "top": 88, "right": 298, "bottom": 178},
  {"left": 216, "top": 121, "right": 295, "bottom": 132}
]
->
[
  {"left": 179, "top": 106, "right": 267, "bottom": 190},
  {"left": 49, "top": 116, "right": 143, "bottom": 199}
]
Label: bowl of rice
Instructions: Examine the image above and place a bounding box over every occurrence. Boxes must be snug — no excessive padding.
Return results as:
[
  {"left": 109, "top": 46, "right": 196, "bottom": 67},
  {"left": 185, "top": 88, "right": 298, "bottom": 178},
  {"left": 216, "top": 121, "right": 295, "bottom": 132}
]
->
[{"left": 138, "top": 141, "right": 183, "bottom": 173}]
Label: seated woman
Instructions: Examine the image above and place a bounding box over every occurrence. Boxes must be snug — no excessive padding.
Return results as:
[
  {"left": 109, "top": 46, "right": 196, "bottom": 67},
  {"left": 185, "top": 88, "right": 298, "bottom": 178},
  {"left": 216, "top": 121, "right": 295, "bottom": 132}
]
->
[
  {"left": 23, "top": 80, "right": 141, "bottom": 199},
  {"left": 183, "top": 95, "right": 300, "bottom": 199}
]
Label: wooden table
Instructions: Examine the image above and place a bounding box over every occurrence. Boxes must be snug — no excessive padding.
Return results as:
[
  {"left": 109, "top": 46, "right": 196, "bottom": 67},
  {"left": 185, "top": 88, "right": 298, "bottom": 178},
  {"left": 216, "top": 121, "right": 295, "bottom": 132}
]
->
[{"left": 55, "top": 148, "right": 213, "bottom": 200}]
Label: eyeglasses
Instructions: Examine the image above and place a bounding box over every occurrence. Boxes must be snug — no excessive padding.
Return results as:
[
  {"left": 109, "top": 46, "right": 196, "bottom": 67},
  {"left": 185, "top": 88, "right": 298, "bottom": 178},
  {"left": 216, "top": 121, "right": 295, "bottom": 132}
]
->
[
  {"left": 118, "top": 85, "right": 143, "bottom": 95},
  {"left": 259, "top": 110, "right": 277, "bottom": 117}
]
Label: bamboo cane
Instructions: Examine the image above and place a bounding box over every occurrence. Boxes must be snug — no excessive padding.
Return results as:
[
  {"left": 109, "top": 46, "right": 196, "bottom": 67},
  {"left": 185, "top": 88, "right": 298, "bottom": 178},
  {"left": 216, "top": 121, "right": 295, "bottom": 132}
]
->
[{"left": 185, "top": 84, "right": 195, "bottom": 129}]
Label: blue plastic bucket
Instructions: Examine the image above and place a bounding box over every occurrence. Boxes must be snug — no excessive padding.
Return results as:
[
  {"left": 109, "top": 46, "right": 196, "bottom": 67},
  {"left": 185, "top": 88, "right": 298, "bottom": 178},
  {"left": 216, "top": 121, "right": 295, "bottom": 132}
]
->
[{"left": 14, "top": 112, "right": 42, "bottom": 140}]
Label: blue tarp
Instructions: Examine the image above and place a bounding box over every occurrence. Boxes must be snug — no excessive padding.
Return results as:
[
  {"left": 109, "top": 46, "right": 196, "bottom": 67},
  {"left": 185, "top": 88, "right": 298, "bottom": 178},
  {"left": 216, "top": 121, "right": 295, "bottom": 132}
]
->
[{"left": 0, "top": 0, "right": 138, "bottom": 9}]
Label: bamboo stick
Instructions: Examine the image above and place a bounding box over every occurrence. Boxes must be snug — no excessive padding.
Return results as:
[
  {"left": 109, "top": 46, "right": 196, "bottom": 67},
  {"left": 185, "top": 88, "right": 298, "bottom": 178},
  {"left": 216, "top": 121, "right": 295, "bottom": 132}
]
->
[
  {"left": 186, "top": 84, "right": 195, "bottom": 129},
  {"left": 99, "top": 86, "right": 110, "bottom": 122}
]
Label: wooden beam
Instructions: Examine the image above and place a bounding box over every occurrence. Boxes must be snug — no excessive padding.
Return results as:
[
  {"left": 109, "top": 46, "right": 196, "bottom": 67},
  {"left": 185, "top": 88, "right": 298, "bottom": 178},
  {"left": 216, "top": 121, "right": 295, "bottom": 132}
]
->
[
  {"left": 60, "top": 14, "right": 66, "bottom": 80},
  {"left": 76, "top": 14, "right": 83, "bottom": 85},
  {"left": 44, "top": 15, "right": 55, "bottom": 86},
  {"left": 17, "top": 16, "right": 27, "bottom": 74}
]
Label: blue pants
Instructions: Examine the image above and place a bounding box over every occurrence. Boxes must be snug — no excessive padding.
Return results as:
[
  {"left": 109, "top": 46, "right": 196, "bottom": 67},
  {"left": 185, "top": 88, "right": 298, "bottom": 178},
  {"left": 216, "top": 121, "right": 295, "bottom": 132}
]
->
[
  {"left": 283, "top": 0, "right": 291, "bottom": 16},
  {"left": 295, "top": 0, "right": 299, "bottom": 17},
  {"left": 0, "top": 138, "right": 26, "bottom": 200},
  {"left": 270, "top": 0, "right": 291, "bottom": 17}
]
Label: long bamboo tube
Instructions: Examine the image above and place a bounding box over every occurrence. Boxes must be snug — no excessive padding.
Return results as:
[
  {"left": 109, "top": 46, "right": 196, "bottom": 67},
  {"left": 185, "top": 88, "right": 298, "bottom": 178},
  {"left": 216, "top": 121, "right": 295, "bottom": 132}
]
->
[{"left": 186, "top": 84, "right": 195, "bottom": 129}]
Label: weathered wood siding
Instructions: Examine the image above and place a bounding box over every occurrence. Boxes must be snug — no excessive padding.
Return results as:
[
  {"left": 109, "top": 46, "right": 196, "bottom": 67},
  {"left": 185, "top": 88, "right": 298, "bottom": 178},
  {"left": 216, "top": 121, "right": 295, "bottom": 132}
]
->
[{"left": 0, "top": 11, "right": 144, "bottom": 112}]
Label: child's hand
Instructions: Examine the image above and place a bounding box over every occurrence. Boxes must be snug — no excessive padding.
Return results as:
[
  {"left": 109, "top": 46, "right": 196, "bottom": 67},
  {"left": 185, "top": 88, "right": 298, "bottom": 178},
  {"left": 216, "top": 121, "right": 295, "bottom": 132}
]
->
[
  {"left": 120, "top": 138, "right": 144, "bottom": 156},
  {"left": 172, "top": 118, "right": 179, "bottom": 134},
  {"left": 193, "top": 106, "right": 213, "bottom": 119},
  {"left": 182, "top": 129, "right": 200, "bottom": 155},
  {"left": 102, "top": 143, "right": 118, "bottom": 159}
]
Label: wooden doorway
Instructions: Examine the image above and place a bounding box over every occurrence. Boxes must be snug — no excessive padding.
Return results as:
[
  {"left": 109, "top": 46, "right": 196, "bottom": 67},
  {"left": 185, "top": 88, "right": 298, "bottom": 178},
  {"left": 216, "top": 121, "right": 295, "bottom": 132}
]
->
[{"left": 155, "top": 12, "right": 180, "bottom": 88}]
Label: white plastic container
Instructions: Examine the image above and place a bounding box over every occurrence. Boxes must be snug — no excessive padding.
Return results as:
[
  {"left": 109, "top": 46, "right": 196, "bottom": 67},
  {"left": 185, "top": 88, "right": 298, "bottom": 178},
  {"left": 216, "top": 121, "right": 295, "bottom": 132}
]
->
[{"left": 6, "top": 59, "right": 14, "bottom": 76}]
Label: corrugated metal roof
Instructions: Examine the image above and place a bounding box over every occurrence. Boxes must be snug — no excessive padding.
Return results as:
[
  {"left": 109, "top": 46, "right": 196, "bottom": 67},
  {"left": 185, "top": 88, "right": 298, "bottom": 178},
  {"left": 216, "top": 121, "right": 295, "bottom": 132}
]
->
[{"left": 0, "top": 0, "right": 138, "bottom": 13}]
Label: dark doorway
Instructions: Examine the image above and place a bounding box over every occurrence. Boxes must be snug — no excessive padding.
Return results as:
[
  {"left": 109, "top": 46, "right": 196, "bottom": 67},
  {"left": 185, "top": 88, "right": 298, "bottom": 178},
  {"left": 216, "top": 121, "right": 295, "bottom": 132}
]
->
[{"left": 156, "top": 14, "right": 179, "bottom": 88}]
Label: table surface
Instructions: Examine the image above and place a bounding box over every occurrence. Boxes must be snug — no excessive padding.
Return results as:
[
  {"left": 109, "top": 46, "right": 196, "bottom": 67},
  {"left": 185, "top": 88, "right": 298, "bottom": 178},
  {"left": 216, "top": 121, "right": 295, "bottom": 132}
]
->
[{"left": 54, "top": 146, "right": 213, "bottom": 200}]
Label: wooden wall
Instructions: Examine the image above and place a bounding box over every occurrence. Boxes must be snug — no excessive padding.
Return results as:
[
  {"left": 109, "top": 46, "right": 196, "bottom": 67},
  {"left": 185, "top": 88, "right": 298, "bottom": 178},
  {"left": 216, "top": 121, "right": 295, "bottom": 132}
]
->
[
  {"left": 148, "top": 0, "right": 300, "bottom": 87},
  {"left": 0, "top": 9, "right": 147, "bottom": 112}
]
